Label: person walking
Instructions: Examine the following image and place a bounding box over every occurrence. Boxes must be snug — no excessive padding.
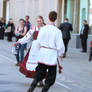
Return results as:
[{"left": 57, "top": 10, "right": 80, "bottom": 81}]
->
[
  {"left": 15, "top": 19, "right": 27, "bottom": 66},
  {"left": 0, "top": 18, "right": 5, "bottom": 40},
  {"left": 59, "top": 18, "right": 73, "bottom": 58},
  {"left": 25, "top": 15, "right": 32, "bottom": 32},
  {"left": 26, "top": 11, "right": 65, "bottom": 92},
  {"left": 6, "top": 19, "right": 15, "bottom": 41},
  {"left": 80, "top": 20, "right": 89, "bottom": 53}
]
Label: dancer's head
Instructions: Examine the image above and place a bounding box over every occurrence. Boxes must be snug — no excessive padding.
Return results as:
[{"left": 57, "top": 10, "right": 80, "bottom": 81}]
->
[
  {"left": 36, "top": 16, "right": 44, "bottom": 26},
  {"left": 48, "top": 11, "right": 57, "bottom": 22}
]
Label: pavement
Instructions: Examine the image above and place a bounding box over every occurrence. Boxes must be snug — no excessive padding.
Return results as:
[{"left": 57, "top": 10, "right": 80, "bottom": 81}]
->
[{"left": 0, "top": 37, "right": 92, "bottom": 92}]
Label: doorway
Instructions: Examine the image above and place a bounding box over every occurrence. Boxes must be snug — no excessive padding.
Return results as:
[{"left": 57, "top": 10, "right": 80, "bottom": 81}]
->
[
  {"left": 57, "top": 0, "right": 63, "bottom": 26},
  {"left": 3, "top": 0, "right": 10, "bottom": 23}
]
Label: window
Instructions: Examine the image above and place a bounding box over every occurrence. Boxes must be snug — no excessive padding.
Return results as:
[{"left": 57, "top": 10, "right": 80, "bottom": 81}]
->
[{"left": 89, "top": 0, "right": 92, "bottom": 34}]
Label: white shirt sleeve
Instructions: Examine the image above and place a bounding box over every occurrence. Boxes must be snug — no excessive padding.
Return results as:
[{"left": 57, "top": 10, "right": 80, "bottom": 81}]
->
[
  {"left": 18, "top": 29, "right": 34, "bottom": 44},
  {"left": 56, "top": 30, "right": 65, "bottom": 56}
]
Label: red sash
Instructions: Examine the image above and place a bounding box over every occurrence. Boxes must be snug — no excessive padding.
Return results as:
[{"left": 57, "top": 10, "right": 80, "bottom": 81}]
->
[
  {"left": 90, "top": 41, "right": 92, "bottom": 47},
  {"left": 33, "top": 27, "right": 39, "bottom": 40}
]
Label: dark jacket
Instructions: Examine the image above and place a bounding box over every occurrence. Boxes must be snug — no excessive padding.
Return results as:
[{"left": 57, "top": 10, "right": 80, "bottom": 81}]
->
[
  {"left": 0, "top": 21, "right": 5, "bottom": 34},
  {"left": 59, "top": 22, "right": 73, "bottom": 40},
  {"left": 24, "top": 21, "right": 32, "bottom": 32},
  {"left": 6, "top": 23, "right": 15, "bottom": 34},
  {"left": 80, "top": 24, "right": 89, "bottom": 39}
]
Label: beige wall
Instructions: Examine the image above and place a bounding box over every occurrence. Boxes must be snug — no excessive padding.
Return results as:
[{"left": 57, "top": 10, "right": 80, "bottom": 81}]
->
[
  {"left": 1, "top": 0, "right": 92, "bottom": 27},
  {"left": 0, "top": 0, "right": 59, "bottom": 26}
]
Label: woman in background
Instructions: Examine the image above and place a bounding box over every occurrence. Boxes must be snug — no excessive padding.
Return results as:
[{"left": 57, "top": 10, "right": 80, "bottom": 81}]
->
[
  {"left": 6, "top": 19, "right": 15, "bottom": 41},
  {"left": 15, "top": 19, "right": 27, "bottom": 66}
]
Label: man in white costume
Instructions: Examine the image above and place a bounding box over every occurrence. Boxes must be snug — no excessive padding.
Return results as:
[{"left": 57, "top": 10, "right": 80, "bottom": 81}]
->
[{"left": 27, "top": 11, "right": 65, "bottom": 92}]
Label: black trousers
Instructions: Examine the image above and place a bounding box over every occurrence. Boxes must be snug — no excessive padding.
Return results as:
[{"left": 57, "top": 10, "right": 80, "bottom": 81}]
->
[
  {"left": 81, "top": 38, "right": 87, "bottom": 52},
  {"left": 63, "top": 39, "right": 69, "bottom": 53},
  {"left": 7, "top": 32, "right": 13, "bottom": 41},
  {"left": 30, "top": 63, "right": 57, "bottom": 92},
  {"left": 0, "top": 29, "right": 4, "bottom": 40},
  {"left": 89, "top": 47, "right": 92, "bottom": 61},
  {"left": 0, "top": 34, "right": 4, "bottom": 39}
]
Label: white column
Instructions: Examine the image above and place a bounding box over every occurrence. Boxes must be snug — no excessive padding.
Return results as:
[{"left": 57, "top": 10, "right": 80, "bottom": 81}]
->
[
  {"left": 32, "top": 0, "right": 39, "bottom": 25},
  {"left": 10, "top": 0, "right": 25, "bottom": 26},
  {"left": 6, "top": 1, "right": 10, "bottom": 23},
  {"left": 54, "top": 0, "right": 59, "bottom": 11},
  {"left": 24, "top": 0, "right": 32, "bottom": 15},
  {"left": 38, "top": 0, "right": 43, "bottom": 15},
  {"left": 0, "top": 0, "right": 3, "bottom": 17},
  {"left": 62, "top": 0, "right": 65, "bottom": 22}
]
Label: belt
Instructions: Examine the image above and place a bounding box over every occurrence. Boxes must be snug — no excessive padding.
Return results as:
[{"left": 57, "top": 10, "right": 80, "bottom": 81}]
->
[{"left": 40, "top": 46, "right": 56, "bottom": 50}]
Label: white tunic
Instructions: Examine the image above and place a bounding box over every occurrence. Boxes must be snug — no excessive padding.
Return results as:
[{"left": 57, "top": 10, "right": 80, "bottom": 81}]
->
[
  {"left": 18, "top": 26, "right": 40, "bottom": 71},
  {"left": 36, "top": 25, "right": 65, "bottom": 66}
]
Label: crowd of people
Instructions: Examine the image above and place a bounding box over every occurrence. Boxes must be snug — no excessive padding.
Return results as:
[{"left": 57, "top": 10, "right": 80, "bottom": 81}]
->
[
  {"left": 0, "top": 17, "right": 15, "bottom": 41},
  {"left": 0, "top": 11, "right": 90, "bottom": 92}
]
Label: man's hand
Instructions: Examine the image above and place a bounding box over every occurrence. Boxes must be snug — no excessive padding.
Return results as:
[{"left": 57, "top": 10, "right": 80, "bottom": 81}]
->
[
  {"left": 59, "top": 56, "right": 63, "bottom": 61},
  {"left": 58, "top": 65, "right": 62, "bottom": 74},
  {"left": 13, "top": 42, "right": 20, "bottom": 46}
]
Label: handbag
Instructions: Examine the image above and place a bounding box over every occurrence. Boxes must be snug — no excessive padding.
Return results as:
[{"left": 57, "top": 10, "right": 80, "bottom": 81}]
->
[{"left": 5, "top": 27, "right": 11, "bottom": 33}]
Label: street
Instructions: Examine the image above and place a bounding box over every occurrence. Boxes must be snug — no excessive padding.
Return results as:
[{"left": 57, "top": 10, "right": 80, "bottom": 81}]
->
[{"left": 0, "top": 37, "right": 92, "bottom": 92}]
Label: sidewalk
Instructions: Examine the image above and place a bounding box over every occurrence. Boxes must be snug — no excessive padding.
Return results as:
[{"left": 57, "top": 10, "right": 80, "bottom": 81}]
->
[{"left": 0, "top": 38, "right": 92, "bottom": 92}]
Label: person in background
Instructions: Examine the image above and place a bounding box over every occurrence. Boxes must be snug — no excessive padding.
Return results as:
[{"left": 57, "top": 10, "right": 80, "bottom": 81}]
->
[
  {"left": 80, "top": 20, "right": 89, "bottom": 53},
  {"left": 24, "top": 16, "right": 32, "bottom": 50},
  {"left": 25, "top": 15, "right": 32, "bottom": 31},
  {"left": 15, "top": 19, "right": 27, "bottom": 66},
  {"left": 89, "top": 41, "right": 92, "bottom": 61},
  {"left": 59, "top": 18, "right": 73, "bottom": 58},
  {"left": 6, "top": 18, "right": 15, "bottom": 41},
  {"left": 1, "top": 18, "right": 6, "bottom": 29},
  {"left": 0, "top": 18, "right": 5, "bottom": 40}
]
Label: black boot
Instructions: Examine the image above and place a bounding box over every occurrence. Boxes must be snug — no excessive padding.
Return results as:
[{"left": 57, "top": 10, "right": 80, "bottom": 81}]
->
[
  {"left": 89, "top": 47, "right": 92, "bottom": 62},
  {"left": 42, "top": 84, "right": 50, "bottom": 92},
  {"left": 27, "top": 79, "right": 38, "bottom": 92},
  {"left": 63, "top": 53, "right": 66, "bottom": 58}
]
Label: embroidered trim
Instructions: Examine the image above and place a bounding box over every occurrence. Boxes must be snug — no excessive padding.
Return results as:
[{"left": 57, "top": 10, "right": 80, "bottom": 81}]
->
[
  {"left": 38, "top": 61, "right": 57, "bottom": 66},
  {"left": 29, "top": 31, "right": 31, "bottom": 35}
]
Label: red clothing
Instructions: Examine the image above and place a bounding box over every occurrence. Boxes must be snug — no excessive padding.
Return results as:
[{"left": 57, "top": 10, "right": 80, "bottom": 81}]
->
[{"left": 19, "top": 27, "right": 39, "bottom": 78}]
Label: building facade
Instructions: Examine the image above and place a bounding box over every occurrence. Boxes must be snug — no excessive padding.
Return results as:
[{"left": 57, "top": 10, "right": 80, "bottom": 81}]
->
[
  {"left": 0, "top": 0, "right": 92, "bottom": 48},
  {"left": 0, "top": 0, "right": 58, "bottom": 25}
]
